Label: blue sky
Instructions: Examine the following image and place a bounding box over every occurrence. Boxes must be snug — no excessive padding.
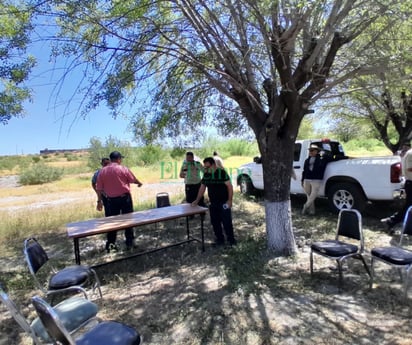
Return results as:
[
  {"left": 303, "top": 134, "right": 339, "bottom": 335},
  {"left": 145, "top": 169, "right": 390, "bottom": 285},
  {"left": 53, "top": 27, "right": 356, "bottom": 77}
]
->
[
  {"left": 0, "top": 41, "right": 136, "bottom": 156},
  {"left": 0, "top": 102, "right": 135, "bottom": 156}
]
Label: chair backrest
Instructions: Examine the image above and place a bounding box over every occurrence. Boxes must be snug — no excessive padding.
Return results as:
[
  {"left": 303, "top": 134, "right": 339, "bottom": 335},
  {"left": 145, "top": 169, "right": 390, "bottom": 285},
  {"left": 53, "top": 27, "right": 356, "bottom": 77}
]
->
[
  {"left": 0, "top": 284, "right": 42, "bottom": 345},
  {"left": 336, "top": 209, "right": 363, "bottom": 245},
  {"left": 31, "top": 295, "right": 75, "bottom": 345},
  {"left": 24, "top": 237, "right": 49, "bottom": 275},
  {"left": 156, "top": 192, "right": 171, "bottom": 208},
  {"left": 400, "top": 205, "right": 412, "bottom": 245}
]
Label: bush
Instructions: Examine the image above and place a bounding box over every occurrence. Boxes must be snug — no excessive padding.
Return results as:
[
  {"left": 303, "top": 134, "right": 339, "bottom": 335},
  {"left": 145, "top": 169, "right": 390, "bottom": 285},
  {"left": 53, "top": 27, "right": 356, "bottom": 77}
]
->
[
  {"left": 170, "top": 147, "right": 186, "bottom": 160},
  {"left": 221, "top": 139, "right": 257, "bottom": 157},
  {"left": 343, "top": 138, "right": 388, "bottom": 154},
  {"left": 136, "top": 145, "right": 167, "bottom": 166},
  {"left": 19, "top": 163, "right": 63, "bottom": 185},
  {"left": 198, "top": 138, "right": 257, "bottom": 158}
]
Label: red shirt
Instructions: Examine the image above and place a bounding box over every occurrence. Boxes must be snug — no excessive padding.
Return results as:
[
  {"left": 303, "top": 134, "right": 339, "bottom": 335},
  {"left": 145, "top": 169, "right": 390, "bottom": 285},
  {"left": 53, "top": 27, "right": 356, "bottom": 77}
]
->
[{"left": 96, "top": 163, "right": 137, "bottom": 197}]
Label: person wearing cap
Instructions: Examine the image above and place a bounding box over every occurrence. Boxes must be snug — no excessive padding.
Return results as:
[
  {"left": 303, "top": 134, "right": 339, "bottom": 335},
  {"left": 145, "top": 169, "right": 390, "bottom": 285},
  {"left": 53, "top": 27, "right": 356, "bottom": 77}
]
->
[
  {"left": 96, "top": 151, "right": 143, "bottom": 252},
  {"left": 91, "top": 157, "right": 110, "bottom": 216},
  {"left": 301, "top": 144, "right": 332, "bottom": 215},
  {"left": 381, "top": 141, "right": 412, "bottom": 233},
  {"left": 180, "top": 151, "right": 205, "bottom": 206}
]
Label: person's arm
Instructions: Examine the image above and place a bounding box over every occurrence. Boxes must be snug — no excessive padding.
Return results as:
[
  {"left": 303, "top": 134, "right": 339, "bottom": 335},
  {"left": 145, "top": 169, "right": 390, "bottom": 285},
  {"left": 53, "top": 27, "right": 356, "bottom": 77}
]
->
[
  {"left": 179, "top": 162, "right": 187, "bottom": 178},
  {"left": 301, "top": 160, "right": 307, "bottom": 185},
  {"left": 96, "top": 189, "right": 104, "bottom": 211},
  {"left": 95, "top": 172, "right": 104, "bottom": 211},
  {"left": 128, "top": 168, "right": 143, "bottom": 187},
  {"left": 191, "top": 184, "right": 207, "bottom": 206},
  {"left": 225, "top": 180, "right": 233, "bottom": 208},
  {"left": 91, "top": 171, "right": 98, "bottom": 193}
]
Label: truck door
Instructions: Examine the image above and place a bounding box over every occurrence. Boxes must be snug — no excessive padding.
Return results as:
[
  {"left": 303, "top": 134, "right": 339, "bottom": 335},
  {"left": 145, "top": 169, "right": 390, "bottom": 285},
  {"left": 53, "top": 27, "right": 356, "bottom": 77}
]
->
[{"left": 290, "top": 142, "right": 304, "bottom": 193}]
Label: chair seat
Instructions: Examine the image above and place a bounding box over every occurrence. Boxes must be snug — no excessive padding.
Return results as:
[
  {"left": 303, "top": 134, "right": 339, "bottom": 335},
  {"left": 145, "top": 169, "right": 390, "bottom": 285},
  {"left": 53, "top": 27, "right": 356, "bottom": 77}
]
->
[
  {"left": 31, "top": 296, "right": 98, "bottom": 342},
  {"left": 77, "top": 321, "right": 141, "bottom": 345},
  {"left": 372, "top": 247, "right": 412, "bottom": 265},
  {"left": 311, "top": 240, "right": 358, "bottom": 257},
  {"left": 49, "top": 266, "right": 91, "bottom": 290}
]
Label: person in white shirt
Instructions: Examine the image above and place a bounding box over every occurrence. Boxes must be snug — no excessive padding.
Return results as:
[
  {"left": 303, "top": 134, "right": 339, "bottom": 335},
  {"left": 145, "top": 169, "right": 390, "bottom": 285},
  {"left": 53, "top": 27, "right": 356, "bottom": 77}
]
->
[
  {"left": 381, "top": 143, "right": 412, "bottom": 233},
  {"left": 213, "top": 151, "right": 224, "bottom": 169}
]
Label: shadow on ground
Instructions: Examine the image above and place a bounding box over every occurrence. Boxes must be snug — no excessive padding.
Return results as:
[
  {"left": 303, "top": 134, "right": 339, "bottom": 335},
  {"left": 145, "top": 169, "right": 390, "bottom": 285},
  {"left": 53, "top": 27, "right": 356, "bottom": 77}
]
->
[{"left": 1, "top": 195, "right": 411, "bottom": 345}]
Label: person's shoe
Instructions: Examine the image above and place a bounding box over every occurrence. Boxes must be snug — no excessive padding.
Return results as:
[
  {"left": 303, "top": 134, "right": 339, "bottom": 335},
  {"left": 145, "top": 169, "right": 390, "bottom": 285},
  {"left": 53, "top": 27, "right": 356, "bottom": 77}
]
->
[
  {"left": 380, "top": 217, "right": 395, "bottom": 234},
  {"left": 227, "top": 240, "right": 237, "bottom": 247},
  {"left": 125, "top": 238, "right": 135, "bottom": 250},
  {"left": 212, "top": 240, "right": 225, "bottom": 247},
  {"left": 106, "top": 242, "right": 118, "bottom": 253}
]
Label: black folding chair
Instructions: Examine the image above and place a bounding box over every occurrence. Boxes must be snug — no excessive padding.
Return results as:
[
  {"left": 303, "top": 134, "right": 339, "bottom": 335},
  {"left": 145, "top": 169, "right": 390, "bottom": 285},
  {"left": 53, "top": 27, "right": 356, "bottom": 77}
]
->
[
  {"left": 32, "top": 295, "right": 141, "bottom": 345},
  {"left": 310, "top": 209, "right": 371, "bottom": 287},
  {"left": 370, "top": 205, "right": 412, "bottom": 299},
  {"left": 0, "top": 283, "right": 98, "bottom": 344},
  {"left": 23, "top": 237, "right": 102, "bottom": 300},
  {"left": 156, "top": 192, "right": 171, "bottom": 208}
]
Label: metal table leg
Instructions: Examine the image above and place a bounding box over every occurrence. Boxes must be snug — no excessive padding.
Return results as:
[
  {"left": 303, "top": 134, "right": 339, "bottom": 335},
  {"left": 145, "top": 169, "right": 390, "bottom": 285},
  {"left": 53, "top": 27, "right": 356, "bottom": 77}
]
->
[
  {"left": 73, "top": 238, "right": 81, "bottom": 265},
  {"left": 201, "top": 213, "right": 205, "bottom": 252}
]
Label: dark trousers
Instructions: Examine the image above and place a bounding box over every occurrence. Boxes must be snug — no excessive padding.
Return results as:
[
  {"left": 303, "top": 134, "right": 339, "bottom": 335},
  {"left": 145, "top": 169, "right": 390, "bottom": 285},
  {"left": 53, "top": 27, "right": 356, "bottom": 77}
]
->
[
  {"left": 209, "top": 202, "right": 235, "bottom": 244},
  {"left": 390, "top": 180, "right": 412, "bottom": 225},
  {"left": 185, "top": 183, "right": 205, "bottom": 206},
  {"left": 101, "top": 195, "right": 109, "bottom": 217},
  {"left": 106, "top": 193, "right": 134, "bottom": 245}
]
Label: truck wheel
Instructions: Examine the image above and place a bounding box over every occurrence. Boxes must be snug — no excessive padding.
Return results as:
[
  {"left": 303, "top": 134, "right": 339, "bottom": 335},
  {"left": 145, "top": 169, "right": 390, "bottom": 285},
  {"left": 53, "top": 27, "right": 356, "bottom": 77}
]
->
[
  {"left": 327, "top": 183, "right": 366, "bottom": 213},
  {"left": 239, "top": 175, "right": 255, "bottom": 195}
]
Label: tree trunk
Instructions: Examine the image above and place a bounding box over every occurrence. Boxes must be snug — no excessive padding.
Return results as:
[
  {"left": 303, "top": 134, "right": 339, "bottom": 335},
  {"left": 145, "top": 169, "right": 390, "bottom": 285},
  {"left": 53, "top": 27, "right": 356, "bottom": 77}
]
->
[
  {"left": 259, "top": 128, "right": 298, "bottom": 256},
  {"left": 265, "top": 200, "right": 296, "bottom": 255}
]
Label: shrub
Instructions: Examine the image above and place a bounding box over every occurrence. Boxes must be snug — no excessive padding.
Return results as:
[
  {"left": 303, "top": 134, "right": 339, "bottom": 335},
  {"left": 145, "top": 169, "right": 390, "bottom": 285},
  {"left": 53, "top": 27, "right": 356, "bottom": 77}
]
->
[
  {"left": 19, "top": 162, "right": 63, "bottom": 185},
  {"left": 136, "top": 145, "right": 167, "bottom": 166},
  {"left": 170, "top": 147, "right": 186, "bottom": 160}
]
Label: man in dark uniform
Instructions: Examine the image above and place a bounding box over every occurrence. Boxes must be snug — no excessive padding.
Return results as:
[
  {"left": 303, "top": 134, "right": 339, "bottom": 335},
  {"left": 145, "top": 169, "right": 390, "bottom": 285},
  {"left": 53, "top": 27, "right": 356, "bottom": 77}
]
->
[{"left": 191, "top": 157, "right": 236, "bottom": 246}]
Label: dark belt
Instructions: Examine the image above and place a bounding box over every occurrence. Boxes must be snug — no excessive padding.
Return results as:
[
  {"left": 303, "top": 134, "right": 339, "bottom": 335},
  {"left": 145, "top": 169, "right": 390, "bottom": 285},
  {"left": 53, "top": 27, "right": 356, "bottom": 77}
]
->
[{"left": 107, "top": 193, "right": 129, "bottom": 200}]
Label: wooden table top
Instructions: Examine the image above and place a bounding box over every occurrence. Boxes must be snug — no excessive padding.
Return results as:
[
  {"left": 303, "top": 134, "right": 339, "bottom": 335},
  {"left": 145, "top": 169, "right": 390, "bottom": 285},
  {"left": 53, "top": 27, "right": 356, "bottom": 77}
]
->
[{"left": 66, "top": 204, "right": 208, "bottom": 239}]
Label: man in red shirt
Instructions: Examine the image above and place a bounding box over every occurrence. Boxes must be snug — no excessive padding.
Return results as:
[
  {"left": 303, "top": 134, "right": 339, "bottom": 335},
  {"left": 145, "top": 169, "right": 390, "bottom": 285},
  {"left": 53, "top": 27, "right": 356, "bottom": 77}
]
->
[{"left": 96, "top": 151, "right": 143, "bottom": 252}]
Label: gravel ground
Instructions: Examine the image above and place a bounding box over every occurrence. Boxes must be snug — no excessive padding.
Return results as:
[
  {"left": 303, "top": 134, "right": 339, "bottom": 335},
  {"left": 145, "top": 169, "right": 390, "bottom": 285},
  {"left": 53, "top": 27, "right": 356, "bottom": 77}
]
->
[{"left": 0, "top": 175, "right": 185, "bottom": 212}]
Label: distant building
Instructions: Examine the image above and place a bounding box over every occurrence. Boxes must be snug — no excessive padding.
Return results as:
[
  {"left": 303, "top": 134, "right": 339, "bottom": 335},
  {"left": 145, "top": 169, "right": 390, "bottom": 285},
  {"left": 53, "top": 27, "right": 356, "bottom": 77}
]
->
[{"left": 39, "top": 148, "right": 88, "bottom": 155}]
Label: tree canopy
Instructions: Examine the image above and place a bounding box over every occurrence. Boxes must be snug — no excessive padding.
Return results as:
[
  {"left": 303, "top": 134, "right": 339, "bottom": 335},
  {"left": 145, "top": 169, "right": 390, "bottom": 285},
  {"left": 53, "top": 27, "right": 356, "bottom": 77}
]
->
[
  {"left": 8, "top": 0, "right": 410, "bottom": 255},
  {"left": 0, "top": 1, "right": 35, "bottom": 124},
  {"left": 322, "top": 4, "right": 412, "bottom": 152}
]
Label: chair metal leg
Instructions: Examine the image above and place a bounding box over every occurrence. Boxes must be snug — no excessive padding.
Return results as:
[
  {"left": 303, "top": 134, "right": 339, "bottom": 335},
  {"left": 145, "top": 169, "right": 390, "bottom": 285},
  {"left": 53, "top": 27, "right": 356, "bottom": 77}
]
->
[
  {"left": 357, "top": 254, "right": 372, "bottom": 279},
  {"left": 90, "top": 268, "right": 103, "bottom": 298},
  {"left": 370, "top": 257, "right": 375, "bottom": 289},
  {"left": 337, "top": 259, "right": 344, "bottom": 288},
  {"left": 310, "top": 250, "right": 314, "bottom": 275},
  {"left": 404, "top": 266, "right": 412, "bottom": 300}
]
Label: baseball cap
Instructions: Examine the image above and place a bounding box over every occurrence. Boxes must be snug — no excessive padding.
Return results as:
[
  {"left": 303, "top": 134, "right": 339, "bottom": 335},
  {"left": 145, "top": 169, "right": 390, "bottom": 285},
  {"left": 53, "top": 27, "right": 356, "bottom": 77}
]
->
[{"left": 109, "top": 151, "right": 125, "bottom": 160}]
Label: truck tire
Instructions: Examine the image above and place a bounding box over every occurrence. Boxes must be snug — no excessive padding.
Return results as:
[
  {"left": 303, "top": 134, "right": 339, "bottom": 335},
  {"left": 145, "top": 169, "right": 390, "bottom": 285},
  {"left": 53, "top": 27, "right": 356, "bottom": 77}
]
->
[
  {"left": 327, "top": 183, "right": 366, "bottom": 213},
  {"left": 239, "top": 175, "right": 255, "bottom": 195}
]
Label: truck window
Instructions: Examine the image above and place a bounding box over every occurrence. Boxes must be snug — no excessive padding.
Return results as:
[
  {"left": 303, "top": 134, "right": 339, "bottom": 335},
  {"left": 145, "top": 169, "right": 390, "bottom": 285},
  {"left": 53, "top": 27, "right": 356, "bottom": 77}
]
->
[
  {"left": 294, "top": 143, "right": 301, "bottom": 161},
  {"left": 312, "top": 141, "right": 345, "bottom": 157}
]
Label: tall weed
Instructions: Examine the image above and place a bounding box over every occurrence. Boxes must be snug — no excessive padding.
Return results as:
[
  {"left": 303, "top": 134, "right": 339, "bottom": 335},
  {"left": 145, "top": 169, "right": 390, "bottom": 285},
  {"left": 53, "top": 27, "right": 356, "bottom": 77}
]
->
[{"left": 19, "top": 162, "right": 63, "bottom": 185}]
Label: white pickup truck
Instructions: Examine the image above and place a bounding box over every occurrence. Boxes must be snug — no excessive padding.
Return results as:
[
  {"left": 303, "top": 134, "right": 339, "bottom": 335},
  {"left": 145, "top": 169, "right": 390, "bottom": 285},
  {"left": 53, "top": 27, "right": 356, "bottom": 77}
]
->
[{"left": 237, "top": 139, "right": 403, "bottom": 212}]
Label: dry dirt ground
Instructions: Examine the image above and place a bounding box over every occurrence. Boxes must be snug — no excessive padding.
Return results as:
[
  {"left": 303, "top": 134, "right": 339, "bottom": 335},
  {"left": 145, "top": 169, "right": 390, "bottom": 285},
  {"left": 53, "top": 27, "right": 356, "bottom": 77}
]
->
[{"left": 1, "top": 178, "right": 412, "bottom": 345}]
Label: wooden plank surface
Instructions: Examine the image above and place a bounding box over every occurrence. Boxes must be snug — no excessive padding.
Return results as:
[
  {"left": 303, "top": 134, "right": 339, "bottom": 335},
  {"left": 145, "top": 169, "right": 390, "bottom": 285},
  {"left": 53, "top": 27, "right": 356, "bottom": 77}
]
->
[{"left": 66, "top": 204, "right": 208, "bottom": 239}]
